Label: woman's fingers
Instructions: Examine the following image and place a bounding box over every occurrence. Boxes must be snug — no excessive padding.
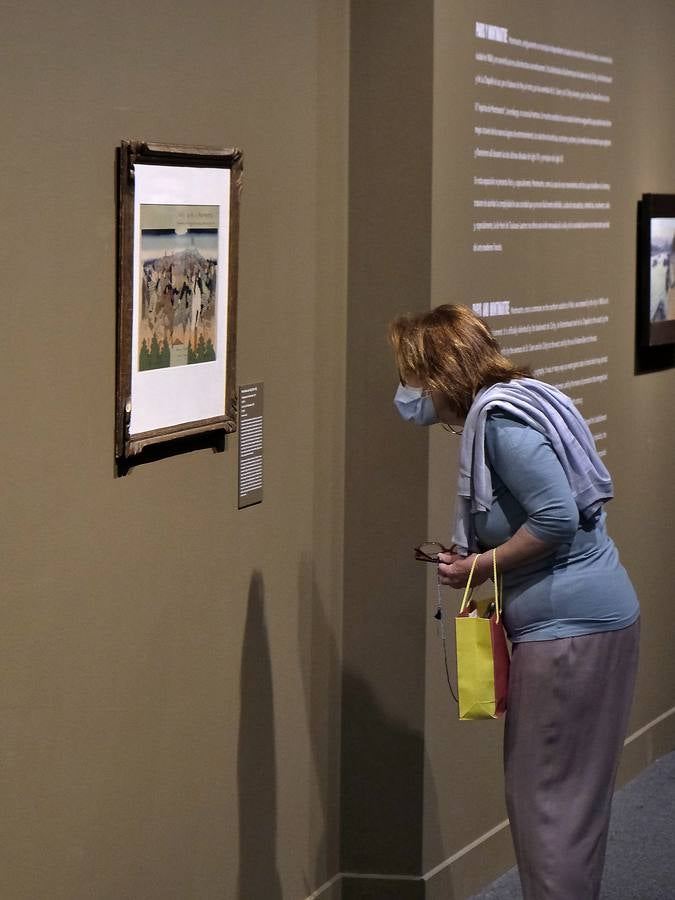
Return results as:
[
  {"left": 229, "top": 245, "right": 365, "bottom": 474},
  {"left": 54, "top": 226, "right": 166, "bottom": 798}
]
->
[
  {"left": 437, "top": 553, "right": 482, "bottom": 588},
  {"left": 437, "top": 551, "right": 461, "bottom": 565},
  {"left": 437, "top": 561, "right": 466, "bottom": 588}
]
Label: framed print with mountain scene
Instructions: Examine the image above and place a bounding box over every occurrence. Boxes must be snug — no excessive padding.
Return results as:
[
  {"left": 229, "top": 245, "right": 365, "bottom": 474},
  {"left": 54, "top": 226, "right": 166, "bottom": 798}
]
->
[{"left": 115, "top": 141, "right": 242, "bottom": 462}]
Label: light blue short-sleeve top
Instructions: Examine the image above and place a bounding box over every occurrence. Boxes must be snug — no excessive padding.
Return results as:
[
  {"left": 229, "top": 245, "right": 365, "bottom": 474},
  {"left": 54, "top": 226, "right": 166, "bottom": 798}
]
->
[{"left": 473, "top": 413, "right": 640, "bottom": 643}]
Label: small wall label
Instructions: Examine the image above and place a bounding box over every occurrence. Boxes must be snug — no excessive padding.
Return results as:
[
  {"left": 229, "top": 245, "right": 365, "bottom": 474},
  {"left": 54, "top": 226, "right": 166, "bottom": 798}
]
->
[{"left": 238, "top": 383, "right": 263, "bottom": 508}]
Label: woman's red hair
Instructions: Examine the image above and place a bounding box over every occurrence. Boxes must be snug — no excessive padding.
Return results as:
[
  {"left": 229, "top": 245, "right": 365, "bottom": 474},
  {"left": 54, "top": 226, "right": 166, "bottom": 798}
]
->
[{"left": 389, "top": 304, "right": 531, "bottom": 417}]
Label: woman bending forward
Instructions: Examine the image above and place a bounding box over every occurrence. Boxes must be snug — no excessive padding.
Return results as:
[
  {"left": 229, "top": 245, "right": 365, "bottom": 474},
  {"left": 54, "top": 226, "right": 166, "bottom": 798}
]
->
[{"left": 391, "top": 304, "right": 640, "bottom": 900}]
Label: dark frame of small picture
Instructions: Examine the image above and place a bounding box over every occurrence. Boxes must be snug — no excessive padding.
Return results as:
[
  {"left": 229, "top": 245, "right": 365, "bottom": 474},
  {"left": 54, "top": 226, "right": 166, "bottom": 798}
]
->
[
  {"left": 115, "top": 140, "right": 243, "bottom": 463},
  {"left": 635, "top": 193, "right": 675, "bottom": 374}
]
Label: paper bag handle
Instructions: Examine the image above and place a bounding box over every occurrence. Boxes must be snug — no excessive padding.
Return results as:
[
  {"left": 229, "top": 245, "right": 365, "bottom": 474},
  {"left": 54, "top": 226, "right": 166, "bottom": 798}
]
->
[{"left": 459, "top": 549, "right": 502, "bottom": 623}]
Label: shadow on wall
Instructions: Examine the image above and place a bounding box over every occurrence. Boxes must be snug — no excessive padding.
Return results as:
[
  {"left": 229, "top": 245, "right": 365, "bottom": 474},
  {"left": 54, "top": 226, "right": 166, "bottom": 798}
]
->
[
  {"left": 235, "top": 567, "right": 454, "bottom": 900},
  {"left": 337, "top": 597, "right": 453, "bottom": 900},
  {"left": 337, "top": 675, "right": 454, "bottom": 900},
  {"left": 297, "top": 557, "right": 455, "bottom": 900},
  {"left": 297, "top": 557, "right": 342, "bottom": 896},
  {"left": 237, "top": 571, "right": 282, "bottom": 899},
  {"left": 340, "top": 661, "right": 455, "bottom": 900},
  {"left": 340, "top": 664, "right": 425, "bottom": 876}
]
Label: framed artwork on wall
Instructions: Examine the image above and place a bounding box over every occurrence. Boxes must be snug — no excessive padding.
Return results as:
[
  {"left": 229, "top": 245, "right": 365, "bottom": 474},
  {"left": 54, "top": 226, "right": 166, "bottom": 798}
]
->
[
  {"left": 115, "top": 140, "right": 243, "bottom": 462},
  {"left": 636, "top": 192, "right": 675, "bottom": 336}
]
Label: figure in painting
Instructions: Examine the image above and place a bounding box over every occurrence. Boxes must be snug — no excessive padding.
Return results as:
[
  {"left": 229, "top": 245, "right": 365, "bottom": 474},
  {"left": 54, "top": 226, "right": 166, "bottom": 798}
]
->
[
  {"left": 138, "top": 214, "right": 218, "bottom": 371},
  {"left": 668, "top": 234, "right": 675, "bottom": 319}
]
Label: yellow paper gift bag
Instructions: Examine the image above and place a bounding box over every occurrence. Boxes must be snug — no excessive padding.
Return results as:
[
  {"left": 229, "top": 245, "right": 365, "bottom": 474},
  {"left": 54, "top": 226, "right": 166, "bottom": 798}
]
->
[{"left": 455, "top": 551, "right": 510, "bottom": 720}]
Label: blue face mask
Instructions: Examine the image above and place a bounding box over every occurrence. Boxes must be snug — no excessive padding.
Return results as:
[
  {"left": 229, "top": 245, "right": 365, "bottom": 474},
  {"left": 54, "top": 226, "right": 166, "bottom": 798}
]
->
[{"left": 393, "top": 383, "right": 439, "bottom": 426}]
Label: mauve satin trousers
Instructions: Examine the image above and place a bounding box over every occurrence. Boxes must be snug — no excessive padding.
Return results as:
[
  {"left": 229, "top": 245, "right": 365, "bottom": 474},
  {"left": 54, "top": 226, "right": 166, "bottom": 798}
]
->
[{"left": 504, "top": 620, "right": 640, "bottom": 900}]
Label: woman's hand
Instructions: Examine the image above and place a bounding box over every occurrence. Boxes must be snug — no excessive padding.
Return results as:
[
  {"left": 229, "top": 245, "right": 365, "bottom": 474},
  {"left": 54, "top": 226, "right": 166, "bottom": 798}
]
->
[{"left": 437, "top": 552, "right": 490, "bottom": 589}]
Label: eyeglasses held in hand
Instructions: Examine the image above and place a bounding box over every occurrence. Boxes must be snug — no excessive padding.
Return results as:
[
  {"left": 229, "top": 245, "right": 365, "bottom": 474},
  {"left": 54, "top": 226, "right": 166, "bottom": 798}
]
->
[{"left": 414, "top": 541, "right": 456, "bottom": 563}]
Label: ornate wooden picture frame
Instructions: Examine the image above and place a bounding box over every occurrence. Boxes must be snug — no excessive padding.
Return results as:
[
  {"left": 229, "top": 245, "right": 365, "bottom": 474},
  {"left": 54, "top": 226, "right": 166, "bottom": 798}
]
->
[{"left": 115, "top": 141, "right": 242, "bottom": 462}]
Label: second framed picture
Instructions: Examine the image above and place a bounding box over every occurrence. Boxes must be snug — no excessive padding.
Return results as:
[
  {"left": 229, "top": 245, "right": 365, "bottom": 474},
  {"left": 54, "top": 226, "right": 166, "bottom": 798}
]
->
[
  {"left": 637, "top": 193, "right": 675, "bottom": 348},
  {"left": 116, "top": 140, "right": 242, "bottom": 462}
]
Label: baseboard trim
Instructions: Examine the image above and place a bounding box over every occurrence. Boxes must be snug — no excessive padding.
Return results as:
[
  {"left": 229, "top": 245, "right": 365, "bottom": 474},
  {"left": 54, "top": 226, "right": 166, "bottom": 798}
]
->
[
  {"left": 624, "top": 704, "right": 675, "bottom": 747},
  {"left": 342, "top": 872, "right": 419, "bottom": 882},
  {"left": 303, "top": 706, "right": 675, "bottom": 900},
  {"left": 423, "top": 818, "right": 510, "bottom": 883},
  {"left": 304, "top": 873, "right": 342, "bottom": 900}
]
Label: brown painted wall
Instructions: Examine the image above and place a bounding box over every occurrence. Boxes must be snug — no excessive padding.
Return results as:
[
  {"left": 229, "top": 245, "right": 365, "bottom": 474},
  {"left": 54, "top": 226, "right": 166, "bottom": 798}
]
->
[
  {"left": 341, "top": 1, "right": 433, "bottom": 892},
  {"left": 344, "top": 1, "right": 674, "bottom": 898},
  {"left": 0, "top": 2, "right": 348, "bottom": 899},
  {"left": 1, "top": 1, "right": 674, "bottom": 898},
  {"left": 424, "top": 1, "right": 675, "bottom": 896}
]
